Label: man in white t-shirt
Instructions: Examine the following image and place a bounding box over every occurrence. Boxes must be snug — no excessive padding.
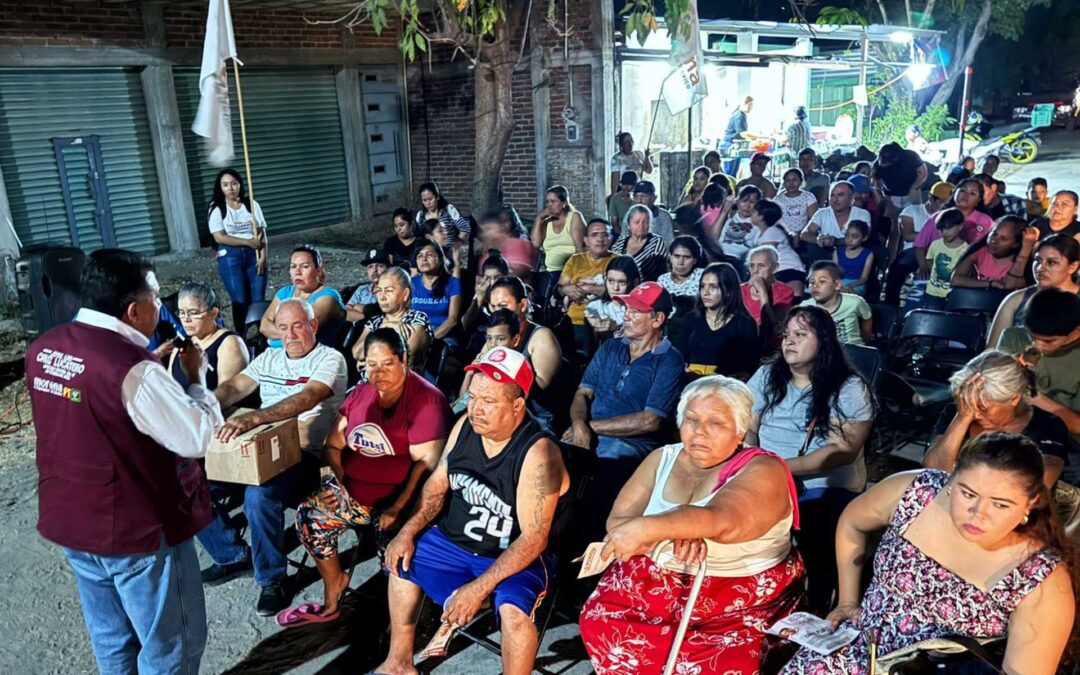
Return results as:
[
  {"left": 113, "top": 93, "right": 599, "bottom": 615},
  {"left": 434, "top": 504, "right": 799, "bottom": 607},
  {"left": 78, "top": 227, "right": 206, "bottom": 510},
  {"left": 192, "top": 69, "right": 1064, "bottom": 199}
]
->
[
  {"left": 884, "top": 181, "right": 954, "bottom": 306},
  {"left": 799, "top": 181, "right": 871, "bottom": 263},
  {"left": 205, "top": 298, "right": 347, "bottom": 616}
]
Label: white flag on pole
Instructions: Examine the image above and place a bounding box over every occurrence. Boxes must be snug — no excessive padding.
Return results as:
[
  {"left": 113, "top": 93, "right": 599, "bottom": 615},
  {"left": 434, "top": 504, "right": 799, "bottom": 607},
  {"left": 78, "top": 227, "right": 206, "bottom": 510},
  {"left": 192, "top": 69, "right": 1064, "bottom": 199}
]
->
[
  {"left": 192, "top": 0, "right": 241, "bottom": 166},
  {"left": 660, "top": 0, "right": 708, "bottom": 114}
]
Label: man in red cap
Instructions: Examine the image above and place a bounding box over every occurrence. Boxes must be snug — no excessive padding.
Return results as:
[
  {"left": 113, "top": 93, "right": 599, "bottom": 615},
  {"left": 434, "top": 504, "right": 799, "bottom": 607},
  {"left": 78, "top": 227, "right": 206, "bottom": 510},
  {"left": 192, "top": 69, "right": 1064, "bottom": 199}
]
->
[
  {"left": 375, "top": 347, "right": 569, "bottom": 675},
  {"left": 564, "top": 281, "right": 685, "bottom": 540}
]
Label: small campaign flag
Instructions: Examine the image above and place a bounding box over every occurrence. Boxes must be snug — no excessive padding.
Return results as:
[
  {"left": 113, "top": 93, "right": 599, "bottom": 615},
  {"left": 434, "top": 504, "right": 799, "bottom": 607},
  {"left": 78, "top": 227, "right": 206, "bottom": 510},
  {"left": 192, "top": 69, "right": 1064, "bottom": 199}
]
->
[
  {"left": 192, "top": 0, "right": 240, "bottom": 166},
  {"left": 660, "top": 0, "right": 708, "bottom": 114}
]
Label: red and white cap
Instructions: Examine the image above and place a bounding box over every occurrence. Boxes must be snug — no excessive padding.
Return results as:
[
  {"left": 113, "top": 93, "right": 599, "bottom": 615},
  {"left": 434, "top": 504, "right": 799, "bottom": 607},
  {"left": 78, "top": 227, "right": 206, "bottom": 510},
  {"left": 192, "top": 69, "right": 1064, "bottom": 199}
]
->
[{"left": 464, "top": 347, "right": 534, "bottom": 396}]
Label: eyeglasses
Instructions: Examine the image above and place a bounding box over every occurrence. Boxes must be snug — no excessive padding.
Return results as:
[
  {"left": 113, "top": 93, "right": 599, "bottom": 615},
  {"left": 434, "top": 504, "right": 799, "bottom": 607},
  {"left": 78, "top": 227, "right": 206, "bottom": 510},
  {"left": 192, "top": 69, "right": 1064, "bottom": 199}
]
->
[{"left": 176, "top": 310, "right": 208, "bottom": 319}]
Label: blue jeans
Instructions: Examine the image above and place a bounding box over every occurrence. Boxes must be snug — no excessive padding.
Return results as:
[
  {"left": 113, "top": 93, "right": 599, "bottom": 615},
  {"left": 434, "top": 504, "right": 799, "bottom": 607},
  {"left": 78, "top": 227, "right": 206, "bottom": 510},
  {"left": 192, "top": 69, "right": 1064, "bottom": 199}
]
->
[
  {"left": 63, "top": 537, "right": 206, "bottom": 675},
  {"left": 216, "top": 244, "right": 266, "bottom": 305},
  {"left": 198, "top": 461, "right": 312, "bottom": 586}
]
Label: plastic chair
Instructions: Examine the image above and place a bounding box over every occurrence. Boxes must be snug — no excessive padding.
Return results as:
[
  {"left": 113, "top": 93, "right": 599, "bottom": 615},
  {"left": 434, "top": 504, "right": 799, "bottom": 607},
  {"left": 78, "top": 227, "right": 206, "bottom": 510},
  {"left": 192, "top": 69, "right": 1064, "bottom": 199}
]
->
[
  {"left": 843, "top": 344, "right": 884, "bottom": 391},
  {"left": 868, "top": 303, "right": 900, "bottom": 349},
  {"left": 242, "top": 300, "right": 271, "bottom": 358},
  {"left": 945, "top": 287, "right": 1009, "bottom": 317}
]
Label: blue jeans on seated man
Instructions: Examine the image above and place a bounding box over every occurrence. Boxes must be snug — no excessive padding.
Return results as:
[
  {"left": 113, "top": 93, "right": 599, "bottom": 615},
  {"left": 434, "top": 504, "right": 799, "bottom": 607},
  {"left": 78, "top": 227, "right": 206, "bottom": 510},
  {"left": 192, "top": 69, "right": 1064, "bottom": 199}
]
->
[
  {"left": 63, "top": 536, "right": 206, "bottom": 675},
  {"left": 198, "top": 458, "right": 316, "bottom": 586}
]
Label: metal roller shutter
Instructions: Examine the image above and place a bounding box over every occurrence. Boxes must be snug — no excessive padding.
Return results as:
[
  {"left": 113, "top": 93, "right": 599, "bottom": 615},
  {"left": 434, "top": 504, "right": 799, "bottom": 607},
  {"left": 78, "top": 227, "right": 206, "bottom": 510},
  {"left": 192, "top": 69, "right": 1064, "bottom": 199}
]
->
[
  {"left": 174, "top": 67, "right": 351, "bottom": 240},
  {"left": 0, "top": 68, "right": 168, "bottom": 254}
]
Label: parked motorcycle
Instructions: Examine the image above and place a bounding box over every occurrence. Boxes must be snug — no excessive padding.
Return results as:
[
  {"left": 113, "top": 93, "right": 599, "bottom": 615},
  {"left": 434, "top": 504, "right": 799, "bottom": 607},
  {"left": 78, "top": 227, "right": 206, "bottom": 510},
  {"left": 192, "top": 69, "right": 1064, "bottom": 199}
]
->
[{"left": 927, "top": 112, "right": 1042, "bottom": 166}]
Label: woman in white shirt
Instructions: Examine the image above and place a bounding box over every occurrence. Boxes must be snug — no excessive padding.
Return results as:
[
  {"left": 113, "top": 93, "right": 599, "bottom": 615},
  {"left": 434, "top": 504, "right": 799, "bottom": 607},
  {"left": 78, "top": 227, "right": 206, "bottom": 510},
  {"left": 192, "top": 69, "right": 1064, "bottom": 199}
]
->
[
  {"left": 209, "top": 169, "right": 268, "bottom": 330},
  {"left": 579, "top": 375, "right": 804, "bottom": 675}
]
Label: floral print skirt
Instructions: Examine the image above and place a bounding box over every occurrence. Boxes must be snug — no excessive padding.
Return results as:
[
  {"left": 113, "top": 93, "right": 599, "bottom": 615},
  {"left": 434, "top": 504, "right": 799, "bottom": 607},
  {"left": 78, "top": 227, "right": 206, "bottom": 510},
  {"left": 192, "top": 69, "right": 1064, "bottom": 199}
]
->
[{"left": 580, "top": 552, "right": 805, "bottom": 675}]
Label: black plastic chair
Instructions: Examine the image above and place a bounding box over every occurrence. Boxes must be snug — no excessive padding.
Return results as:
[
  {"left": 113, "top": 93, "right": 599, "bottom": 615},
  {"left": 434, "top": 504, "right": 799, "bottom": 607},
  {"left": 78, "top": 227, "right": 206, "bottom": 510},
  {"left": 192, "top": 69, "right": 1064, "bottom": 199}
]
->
[
  {"left": 898, "top": 309, "right": 986, "bottom": 371},
  {"left": 868, "top": 303, "right": 900, "bottom": 350},
  {"left": 843, "top": 344, "right": 884, "bottom": 391},
  {"left": 945, "top": 287, "right": 1009, "bottom": 317},
  {"left": 242, "top": 300, "right": 271, "bottom": 358}
]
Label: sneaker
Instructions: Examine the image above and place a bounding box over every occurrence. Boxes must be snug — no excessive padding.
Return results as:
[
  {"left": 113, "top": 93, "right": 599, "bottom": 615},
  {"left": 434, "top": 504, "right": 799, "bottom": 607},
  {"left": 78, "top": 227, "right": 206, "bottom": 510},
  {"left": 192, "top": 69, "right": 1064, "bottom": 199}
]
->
[
  {"left": 256, "top": 580, "right": 293, "bottom": 616},
  {"left": 201, "top": 558, "right": 254, "bottom": 587}
]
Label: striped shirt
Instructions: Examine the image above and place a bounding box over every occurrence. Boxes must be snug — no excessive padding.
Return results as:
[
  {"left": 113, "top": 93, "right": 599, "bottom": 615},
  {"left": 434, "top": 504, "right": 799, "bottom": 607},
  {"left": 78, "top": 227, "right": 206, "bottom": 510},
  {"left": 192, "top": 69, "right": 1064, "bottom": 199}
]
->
[
  {"left": 785, "top": 119, "right": 813, "bottom": 154},
  {"left": 414, "top": 203, "right": 471, "bottom": 244},
  {"left": 612, "top": 232, "right": 670, "bottom": 282}
]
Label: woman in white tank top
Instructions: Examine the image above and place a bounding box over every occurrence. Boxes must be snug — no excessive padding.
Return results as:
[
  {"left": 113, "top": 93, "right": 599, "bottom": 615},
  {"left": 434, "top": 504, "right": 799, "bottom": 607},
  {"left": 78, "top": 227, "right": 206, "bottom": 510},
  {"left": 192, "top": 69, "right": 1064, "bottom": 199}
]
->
[{"left": 580, "top": 375, "right": 806, "bottom": 675}]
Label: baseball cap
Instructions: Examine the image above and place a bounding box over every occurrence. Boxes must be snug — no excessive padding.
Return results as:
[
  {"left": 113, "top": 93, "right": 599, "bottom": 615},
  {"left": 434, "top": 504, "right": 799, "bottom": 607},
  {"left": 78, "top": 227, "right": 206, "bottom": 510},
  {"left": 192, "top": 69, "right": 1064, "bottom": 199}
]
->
[
  {"left": 620, "top": 170, "right": 639, "bottom": 187},
  {"left": 465, "top": 347, "right": 535, "bottom": 397},
  {"left": 750, "top": 151, "right": 771, "bottom": 163},
  {"left": 929, "top": 181, "right": 955, "bottom": 201},
  {"left": 363, "top": 248, "right": 391, "bottom": 266},
  {"left": 613, "top": 281, "right": 673, "bottom": 316},
  {"left": 848, "top": 174, "right": 872, "bottom": 194},
  {"left": 632, "top": 180, "right": 656, "bottom": 195}
]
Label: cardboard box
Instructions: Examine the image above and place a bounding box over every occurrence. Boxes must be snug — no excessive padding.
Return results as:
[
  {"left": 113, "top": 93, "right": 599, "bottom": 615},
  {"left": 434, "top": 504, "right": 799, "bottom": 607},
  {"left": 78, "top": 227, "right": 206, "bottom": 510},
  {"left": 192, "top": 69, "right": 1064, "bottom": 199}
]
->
[{"left": 206, "top": 409, "right": 301, "bottom": 485}]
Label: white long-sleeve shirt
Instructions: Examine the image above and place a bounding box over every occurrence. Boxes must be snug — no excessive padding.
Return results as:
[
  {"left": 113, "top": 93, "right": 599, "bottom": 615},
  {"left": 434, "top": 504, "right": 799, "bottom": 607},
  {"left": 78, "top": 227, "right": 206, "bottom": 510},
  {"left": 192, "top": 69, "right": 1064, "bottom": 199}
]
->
[{"left": 75, "top": 309, "right": 224, "bottom": 458}]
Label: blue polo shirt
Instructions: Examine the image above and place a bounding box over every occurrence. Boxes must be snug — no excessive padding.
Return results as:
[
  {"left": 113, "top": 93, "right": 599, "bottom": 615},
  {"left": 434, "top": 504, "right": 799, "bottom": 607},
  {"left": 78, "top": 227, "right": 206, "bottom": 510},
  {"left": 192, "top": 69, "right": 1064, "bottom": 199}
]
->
[{"left": 580, "top": 337, "right": 685, "bottom": 460}]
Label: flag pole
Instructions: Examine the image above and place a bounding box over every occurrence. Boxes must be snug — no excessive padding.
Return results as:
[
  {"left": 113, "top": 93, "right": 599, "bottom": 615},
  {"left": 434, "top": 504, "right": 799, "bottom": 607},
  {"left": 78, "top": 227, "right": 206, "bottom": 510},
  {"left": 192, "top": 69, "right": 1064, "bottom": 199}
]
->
[{"left": 230, "top": 57, "right": 263, "bottom": 271}]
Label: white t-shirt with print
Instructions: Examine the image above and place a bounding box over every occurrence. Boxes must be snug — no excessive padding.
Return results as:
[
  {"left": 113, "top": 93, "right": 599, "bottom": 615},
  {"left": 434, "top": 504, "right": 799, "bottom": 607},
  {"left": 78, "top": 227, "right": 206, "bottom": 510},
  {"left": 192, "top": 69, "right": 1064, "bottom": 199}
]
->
[
  {"left": 240, "top": 343, "right": 347, "bottom": 450},
  {"left": 208, "top": 200, "right": 266, "bottom": 240},
  {"left": 805, "top": 206, "right": 872, "bottom": 240},
  {"left": 773, "top": 190, "right": 818, "bottom": 234}
]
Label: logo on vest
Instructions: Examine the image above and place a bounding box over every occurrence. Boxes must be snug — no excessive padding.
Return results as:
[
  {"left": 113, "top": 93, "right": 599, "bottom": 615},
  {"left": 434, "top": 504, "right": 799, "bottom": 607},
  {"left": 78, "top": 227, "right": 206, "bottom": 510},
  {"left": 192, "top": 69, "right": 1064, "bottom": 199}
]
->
[{"left": 347, "top": 423, "right": 395, "bottom": 457}]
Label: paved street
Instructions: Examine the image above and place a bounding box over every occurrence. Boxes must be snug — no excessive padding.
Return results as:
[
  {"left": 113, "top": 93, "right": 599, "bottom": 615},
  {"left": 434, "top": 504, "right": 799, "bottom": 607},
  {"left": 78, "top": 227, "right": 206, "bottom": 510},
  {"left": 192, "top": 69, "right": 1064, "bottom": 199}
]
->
[{"left": 994, "top": 127, "right": 1080, "bottom": 198}]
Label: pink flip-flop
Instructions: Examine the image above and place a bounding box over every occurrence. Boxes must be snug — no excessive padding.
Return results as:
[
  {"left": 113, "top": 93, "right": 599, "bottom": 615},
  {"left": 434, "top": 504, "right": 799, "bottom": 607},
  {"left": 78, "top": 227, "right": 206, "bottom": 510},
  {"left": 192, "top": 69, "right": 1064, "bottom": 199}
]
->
[{"left": 275, "top": 601, "right": 340, "bottom": 628}]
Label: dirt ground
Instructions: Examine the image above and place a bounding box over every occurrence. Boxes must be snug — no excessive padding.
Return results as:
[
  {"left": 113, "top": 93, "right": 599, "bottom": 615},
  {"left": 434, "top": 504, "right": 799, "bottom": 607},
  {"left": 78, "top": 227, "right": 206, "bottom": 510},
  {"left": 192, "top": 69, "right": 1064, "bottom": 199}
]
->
[{"left": 0, "top": 219, "right": 594, "bottom": 674}]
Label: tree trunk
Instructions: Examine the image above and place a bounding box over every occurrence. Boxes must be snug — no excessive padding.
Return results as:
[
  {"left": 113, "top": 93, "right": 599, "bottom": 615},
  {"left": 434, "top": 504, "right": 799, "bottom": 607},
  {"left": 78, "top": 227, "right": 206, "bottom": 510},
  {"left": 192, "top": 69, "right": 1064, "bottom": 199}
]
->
[
  {"left": 929, "top": 0, "right": 992, "bottom": 108},
  {"left": 470, "top": 54, "right": 515, "bottom": 215}
]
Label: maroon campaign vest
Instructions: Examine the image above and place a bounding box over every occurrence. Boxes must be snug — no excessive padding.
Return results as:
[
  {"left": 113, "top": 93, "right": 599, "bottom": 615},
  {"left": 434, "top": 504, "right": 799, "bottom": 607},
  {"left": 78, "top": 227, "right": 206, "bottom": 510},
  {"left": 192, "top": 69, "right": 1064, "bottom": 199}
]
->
[{"left": 27, "top": 321, "right": 212, "bottom": 555}]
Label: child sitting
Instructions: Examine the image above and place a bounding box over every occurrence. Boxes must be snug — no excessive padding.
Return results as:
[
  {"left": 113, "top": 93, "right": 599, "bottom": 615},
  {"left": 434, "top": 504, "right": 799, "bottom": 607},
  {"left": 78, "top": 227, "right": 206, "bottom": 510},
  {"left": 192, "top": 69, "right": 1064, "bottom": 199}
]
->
[
  {"left": 922, "top": 208, "right": 968, "bottom": 311},
  {"left": 585, "top": 255, "right": 641, "bottom": 341},
  {"left": 719, "top": 185, "right": 761, "bottom": 259},
  {"left": 833, "top": 220, "right": 875, "bottom": 296},
  {"left": 801, "top": 260, "right": 873, "bottom": 346}
]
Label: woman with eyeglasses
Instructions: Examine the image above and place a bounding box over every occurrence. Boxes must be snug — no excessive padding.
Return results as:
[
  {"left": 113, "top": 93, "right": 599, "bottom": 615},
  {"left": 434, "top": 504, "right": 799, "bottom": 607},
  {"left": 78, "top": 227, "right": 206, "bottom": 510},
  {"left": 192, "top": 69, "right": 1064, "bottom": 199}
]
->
[
  {"left": 260, "top": 245, "right": 346, "bottom": 349},
  {"left": 168, "top": 282, "right": 249, "bottom": 391}
]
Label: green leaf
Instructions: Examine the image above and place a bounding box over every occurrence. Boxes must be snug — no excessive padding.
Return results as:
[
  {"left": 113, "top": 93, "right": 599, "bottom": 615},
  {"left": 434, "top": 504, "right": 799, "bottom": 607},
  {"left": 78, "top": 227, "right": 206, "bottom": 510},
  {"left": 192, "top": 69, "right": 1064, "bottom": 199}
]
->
[{"left": 414, "top": 32, "right": 426, "bottom": 52}]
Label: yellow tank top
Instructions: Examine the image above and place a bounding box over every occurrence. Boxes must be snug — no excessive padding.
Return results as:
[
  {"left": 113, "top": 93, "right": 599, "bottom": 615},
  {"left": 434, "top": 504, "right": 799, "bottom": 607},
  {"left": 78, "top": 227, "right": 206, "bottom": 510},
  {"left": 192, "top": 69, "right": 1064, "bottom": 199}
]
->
[{"left": 542, "top": 213, "right": 578, "bottom": 271}]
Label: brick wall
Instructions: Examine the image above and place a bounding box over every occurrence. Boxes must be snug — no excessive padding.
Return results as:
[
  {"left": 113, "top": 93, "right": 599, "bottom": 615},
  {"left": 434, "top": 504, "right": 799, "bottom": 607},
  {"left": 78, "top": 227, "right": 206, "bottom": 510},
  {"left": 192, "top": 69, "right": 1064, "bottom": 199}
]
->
[
  {"left": 162, "top": 5, "right": 397, "bottom": 50},
  {"left": 0, "top": 1, "right": 397, "bottom": 50},
  {"left": 406, "top": 59, "right": 539, "bottom": 217},
  {"left": 0, "top": 1, "right": 143, "bottom": 47},
  {"left": 546, "top": 64, "right": 598, "bottom": 217}
]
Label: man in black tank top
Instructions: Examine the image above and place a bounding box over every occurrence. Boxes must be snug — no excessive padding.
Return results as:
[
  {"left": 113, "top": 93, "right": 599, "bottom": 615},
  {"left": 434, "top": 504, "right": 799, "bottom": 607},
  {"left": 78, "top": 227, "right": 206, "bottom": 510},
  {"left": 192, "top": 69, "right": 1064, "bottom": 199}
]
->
[{"left": 375, "top": 348, "right": 569, "bottom": 675}]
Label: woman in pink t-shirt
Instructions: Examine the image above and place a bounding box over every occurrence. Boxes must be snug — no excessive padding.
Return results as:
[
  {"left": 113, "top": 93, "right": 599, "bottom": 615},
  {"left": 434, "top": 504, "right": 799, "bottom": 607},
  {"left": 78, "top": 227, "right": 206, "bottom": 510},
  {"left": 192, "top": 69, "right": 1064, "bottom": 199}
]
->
[
  {"left": 286, "top": 328, "right": 452, "bottom": 624},
  {"left": 950, "top": 215, "right": 1034, "bottom": 291},
  {"left": 913, "top": 178, "right": 994, "bottom": 248}
]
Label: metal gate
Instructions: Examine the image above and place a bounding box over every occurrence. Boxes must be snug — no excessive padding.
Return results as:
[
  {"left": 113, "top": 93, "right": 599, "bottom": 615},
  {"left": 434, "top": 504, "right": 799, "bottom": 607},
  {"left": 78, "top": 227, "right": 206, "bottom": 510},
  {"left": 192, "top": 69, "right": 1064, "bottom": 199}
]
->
[{"left": 0, "top": 68, "right": 168, "bottom": 254}]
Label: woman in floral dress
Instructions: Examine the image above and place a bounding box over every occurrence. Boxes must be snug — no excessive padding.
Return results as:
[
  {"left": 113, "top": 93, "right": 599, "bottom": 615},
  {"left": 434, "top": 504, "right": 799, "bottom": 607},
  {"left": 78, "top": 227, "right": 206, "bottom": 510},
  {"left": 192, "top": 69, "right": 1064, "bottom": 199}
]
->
[
  {"left": 580, "top": 376, "right": 805, "bottom": 674},
  {"left": 782, "top": 432, "right": 1077, "bottom": 674}
]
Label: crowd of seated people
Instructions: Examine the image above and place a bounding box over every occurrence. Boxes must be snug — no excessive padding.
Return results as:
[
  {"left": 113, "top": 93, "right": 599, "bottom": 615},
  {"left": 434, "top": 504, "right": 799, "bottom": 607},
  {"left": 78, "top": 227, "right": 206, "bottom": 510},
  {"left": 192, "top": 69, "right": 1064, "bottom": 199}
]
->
[{"left": 43, "top": 145, "right": 1080, "bottom": 675}]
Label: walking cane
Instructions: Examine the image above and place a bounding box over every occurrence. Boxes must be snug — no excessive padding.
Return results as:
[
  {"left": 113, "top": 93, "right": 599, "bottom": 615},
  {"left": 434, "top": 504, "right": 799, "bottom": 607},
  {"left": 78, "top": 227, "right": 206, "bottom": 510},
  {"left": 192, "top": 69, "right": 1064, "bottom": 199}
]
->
[{"left": 662, "top": 556, "right": 708, "bottom": 675}]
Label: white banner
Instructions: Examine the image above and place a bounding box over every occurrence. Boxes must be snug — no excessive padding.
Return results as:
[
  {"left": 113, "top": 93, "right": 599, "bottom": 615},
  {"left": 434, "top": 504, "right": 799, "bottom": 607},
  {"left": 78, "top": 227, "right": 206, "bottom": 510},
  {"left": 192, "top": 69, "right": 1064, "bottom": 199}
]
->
[
  {"left": 661, "top": 0, "right": 708, "bottom": 114},
  {"left": 192, "top": 0, "right": 240, "bottom": 166}
]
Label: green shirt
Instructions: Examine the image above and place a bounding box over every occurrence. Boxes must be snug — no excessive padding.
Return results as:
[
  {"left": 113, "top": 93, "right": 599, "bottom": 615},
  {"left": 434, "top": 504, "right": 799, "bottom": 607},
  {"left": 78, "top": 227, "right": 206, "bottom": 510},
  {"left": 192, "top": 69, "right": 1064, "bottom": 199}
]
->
[
  {"left": 925, "top": 239, "right": 967, "bottom": 298},
  {"left": 800, "top": 293, "right": 872, "bottom": 346},
  {"left": 608, "top": 193, "right": 635, "bottom": 232},
  {"left": 998, "top": 328, "right": 1080, "bottom": 442}
]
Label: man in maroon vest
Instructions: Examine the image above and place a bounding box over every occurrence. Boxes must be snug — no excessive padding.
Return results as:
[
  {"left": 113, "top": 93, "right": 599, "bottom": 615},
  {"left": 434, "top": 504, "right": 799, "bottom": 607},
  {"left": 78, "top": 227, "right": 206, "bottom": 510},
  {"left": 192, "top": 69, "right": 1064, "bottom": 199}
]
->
[{"left": 27, "top": 249, "right": 224, "bottom": 675}]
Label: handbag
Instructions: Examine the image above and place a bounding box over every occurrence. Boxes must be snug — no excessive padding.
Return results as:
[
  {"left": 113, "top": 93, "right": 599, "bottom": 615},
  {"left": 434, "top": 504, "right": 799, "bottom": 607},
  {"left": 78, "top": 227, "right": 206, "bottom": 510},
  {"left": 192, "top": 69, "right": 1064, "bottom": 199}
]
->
[{"left": 875, "top": 635, "right": 1004, "bottom": 674}]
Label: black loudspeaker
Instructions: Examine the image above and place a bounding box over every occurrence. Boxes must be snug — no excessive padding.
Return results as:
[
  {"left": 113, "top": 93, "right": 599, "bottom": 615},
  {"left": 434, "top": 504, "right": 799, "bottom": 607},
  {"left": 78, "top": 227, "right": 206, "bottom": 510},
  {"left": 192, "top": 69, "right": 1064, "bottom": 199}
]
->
[{"left": 16, "top": 246, "right": 85, "bottom": 339}]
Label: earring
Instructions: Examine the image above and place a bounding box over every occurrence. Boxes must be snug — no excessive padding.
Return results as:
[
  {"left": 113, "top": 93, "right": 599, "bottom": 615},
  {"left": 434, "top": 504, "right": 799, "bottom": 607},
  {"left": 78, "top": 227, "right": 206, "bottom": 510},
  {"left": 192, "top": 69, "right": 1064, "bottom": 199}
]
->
[
  {"left": 947, "top": 486, "right": 953, "bottom": 496},
  {"left": 1022, "top": 513, "right": 1030, "bottom": 525}
]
